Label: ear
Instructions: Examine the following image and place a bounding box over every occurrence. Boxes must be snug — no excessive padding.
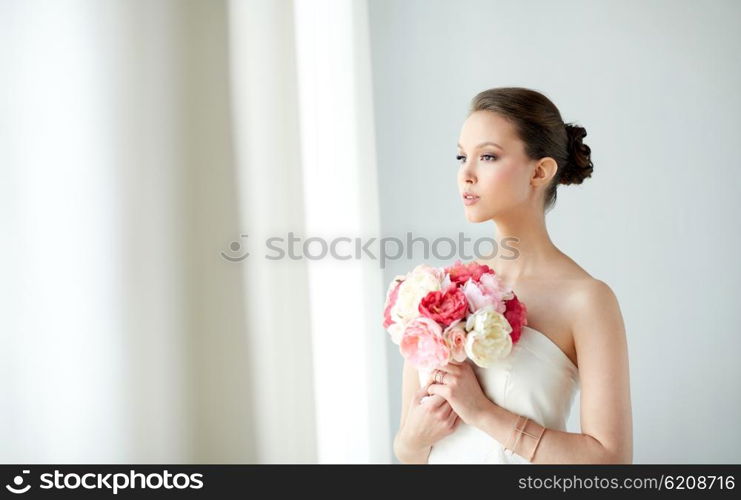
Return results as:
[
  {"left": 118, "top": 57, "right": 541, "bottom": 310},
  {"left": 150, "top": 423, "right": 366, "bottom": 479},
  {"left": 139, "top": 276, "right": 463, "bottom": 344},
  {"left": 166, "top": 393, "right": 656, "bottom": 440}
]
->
[{"left": 531, "top": 157, "right": 558, "bottom": 187}]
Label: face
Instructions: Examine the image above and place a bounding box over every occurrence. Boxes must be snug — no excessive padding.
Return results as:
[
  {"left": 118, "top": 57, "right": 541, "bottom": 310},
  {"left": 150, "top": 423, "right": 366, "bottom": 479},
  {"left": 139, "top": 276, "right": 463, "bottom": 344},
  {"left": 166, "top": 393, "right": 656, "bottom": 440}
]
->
[{"left": 456, "top": 110, "right": 538, "bottom": 222}]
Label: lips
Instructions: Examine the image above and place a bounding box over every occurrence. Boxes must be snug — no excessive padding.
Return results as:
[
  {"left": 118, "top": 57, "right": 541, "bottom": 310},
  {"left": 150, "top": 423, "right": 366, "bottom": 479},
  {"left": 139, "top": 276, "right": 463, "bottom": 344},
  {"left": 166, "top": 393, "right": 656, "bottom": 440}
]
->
[{"left": 462, "top": 192, "right": 480, "bottom": 206}]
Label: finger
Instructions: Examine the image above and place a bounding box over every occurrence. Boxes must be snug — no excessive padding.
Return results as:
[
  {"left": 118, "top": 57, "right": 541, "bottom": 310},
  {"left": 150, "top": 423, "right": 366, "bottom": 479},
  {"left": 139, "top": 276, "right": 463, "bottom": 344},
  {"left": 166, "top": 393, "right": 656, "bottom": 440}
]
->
[
  {"left": 420, "top": 393, "right": 446, "bottom": 408},
  {"left": 416, "top": 378, "right": 438, "bottom": 399},
  {"left": 450, "top": 414, "right": 461, "bottom": 428},
  {"left": 427, "top": 370, "right": 452, "bottom": 387},
  {"left": 425, "top": 369, "right": 448, "bottom": 385},
  {"left": 435, "top": 362, "right": 461, "bottom": 375},
  {"left": 415, "top": 382, "right": 431, "bottom": 400},
  {"left": 426, "top": 383, "right": 448, "bottom": 400},
  {"left": 447, "top": 411, "right": 457, "bottom": 426}
]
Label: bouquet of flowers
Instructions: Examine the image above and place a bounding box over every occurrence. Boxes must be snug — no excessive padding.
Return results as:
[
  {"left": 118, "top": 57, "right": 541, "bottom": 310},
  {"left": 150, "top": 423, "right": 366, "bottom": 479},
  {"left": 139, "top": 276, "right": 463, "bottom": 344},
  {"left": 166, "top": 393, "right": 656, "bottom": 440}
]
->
[{"left": 382, "top": 259, "right": 528, "bottom": 371}]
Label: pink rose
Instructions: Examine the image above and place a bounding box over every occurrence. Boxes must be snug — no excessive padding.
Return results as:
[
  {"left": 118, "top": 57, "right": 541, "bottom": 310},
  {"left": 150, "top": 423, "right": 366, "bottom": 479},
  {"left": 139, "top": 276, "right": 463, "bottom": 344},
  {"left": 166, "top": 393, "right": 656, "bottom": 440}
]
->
[
  {"left": 442, "top": 320, "right": 468, "bottom": 362},
  {"left": 503, "top": 292, "right": 528, "bottom": 344},
  {"left": 400, "top": 317, "right": 450, "bottom": 370},
  {"left": 444, "top": 259, "right": 494, "bottom": 286},
  {"left": 418, "top": 284, "right": 468, "bottom": 326},
  {"left": 462, "top": 272, "right": 512, "bottom": 313}
]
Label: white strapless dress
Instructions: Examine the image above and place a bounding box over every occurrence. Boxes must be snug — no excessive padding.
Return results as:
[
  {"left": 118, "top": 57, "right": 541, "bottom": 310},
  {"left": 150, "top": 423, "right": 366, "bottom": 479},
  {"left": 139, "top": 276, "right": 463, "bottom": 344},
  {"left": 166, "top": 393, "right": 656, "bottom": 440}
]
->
[{"left": 417, "top": 325, "right": 580, "bottom": 464}]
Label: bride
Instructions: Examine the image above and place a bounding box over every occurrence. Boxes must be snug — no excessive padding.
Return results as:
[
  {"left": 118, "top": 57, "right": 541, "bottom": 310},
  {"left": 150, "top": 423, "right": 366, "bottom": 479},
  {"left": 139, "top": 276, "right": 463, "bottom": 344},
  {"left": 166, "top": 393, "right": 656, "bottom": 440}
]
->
[{"left": 393, "top": 87, "right": 633, "bottom": 464}]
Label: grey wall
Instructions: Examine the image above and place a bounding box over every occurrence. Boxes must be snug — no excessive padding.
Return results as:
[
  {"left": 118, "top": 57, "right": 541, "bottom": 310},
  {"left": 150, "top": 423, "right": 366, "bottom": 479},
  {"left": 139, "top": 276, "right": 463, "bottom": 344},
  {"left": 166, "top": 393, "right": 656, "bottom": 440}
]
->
[{"left": 369, "top": 0, "right": 741, "bottom": 463}]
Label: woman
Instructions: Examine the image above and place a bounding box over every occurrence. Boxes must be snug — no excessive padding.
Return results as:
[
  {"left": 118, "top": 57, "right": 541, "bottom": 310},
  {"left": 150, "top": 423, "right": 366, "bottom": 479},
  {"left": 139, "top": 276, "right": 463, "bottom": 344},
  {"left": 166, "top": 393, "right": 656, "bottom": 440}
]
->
[{"left": 393, "top": 87, "right": 633, "bottom": 464}]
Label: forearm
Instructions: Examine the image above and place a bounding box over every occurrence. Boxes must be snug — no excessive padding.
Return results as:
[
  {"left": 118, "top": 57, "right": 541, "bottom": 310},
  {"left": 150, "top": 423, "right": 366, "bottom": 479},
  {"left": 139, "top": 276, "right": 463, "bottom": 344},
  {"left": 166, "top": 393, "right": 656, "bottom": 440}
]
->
[
  {"left": 472, "top": 400, "right": 630, "bottom": 464},
  {"left": 393, "top": 432, "right": 432, "bottom": 464}
]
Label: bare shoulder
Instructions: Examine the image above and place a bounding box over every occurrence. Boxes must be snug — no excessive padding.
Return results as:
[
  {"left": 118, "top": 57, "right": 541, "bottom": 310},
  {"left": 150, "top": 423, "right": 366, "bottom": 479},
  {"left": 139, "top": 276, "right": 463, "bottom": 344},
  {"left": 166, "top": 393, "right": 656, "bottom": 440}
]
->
[
  {"left": 548, "top": 250, "right": 624, "bottom": 337},
  {"left": 566, "top": 277, "right": 626, "bottom": 346},
  {"left": 570, "top": 278, "right": 619, "bottom": 310},
  {"left": 554, "top": 253, "right": 620, "bottom": 317}
]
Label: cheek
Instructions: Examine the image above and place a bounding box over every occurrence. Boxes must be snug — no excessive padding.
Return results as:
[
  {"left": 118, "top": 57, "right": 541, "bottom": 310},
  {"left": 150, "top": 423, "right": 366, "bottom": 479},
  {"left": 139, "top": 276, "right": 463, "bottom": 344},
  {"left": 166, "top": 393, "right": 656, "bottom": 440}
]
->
[{"left": 481, "top": 163, "right": 524, "bottom": 195}]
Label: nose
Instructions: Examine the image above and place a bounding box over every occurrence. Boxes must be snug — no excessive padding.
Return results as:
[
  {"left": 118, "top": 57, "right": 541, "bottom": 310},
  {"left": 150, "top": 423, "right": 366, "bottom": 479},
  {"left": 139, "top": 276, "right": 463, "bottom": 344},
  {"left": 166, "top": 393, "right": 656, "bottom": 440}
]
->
[{"left": 461, "top": 160, "right": 476, "bottom": 184}]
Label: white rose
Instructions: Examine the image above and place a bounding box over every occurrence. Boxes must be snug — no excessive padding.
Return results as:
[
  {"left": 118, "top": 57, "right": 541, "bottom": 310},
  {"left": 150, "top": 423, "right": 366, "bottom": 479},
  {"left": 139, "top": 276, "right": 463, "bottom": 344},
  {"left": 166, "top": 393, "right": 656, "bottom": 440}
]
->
[
  {"left": 464, "top": 305, "right": 513, "bottom": 367},
  {"left": 393, "top": 264, "right": 443, "bottom": 322}
]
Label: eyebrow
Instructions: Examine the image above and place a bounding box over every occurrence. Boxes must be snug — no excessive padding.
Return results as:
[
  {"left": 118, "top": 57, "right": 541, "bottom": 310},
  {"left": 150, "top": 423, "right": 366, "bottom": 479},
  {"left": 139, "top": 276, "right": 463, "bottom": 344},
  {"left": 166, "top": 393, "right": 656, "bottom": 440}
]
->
[{"left": 457, "top": 141, "right": 503, "bottom": 151}]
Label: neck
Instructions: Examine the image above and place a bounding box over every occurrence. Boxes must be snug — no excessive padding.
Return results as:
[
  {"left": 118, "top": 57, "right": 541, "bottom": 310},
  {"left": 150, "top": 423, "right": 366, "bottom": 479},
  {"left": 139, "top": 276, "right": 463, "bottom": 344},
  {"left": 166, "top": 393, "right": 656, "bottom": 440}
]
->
[{"left": 485, "top": 208, "right": 559, "bottom": 285}]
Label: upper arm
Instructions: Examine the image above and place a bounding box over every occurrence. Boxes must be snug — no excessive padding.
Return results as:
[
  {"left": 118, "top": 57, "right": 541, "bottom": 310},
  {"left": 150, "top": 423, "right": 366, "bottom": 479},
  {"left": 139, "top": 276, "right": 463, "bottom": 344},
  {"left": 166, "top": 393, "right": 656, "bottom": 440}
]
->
[
  {"left": 570, "top": 279, "right": 633, "bottom": 463},
  {"left": 399, "top": 358, "right": 422, "bottom": 430}
]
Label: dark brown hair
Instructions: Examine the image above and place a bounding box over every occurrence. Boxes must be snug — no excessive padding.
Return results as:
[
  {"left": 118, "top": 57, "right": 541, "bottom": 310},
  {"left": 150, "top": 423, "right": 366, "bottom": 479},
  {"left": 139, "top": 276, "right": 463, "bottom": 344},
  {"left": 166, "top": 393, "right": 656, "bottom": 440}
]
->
[{"left": 469, "top": 87, "right": 593, "bottom": 211}]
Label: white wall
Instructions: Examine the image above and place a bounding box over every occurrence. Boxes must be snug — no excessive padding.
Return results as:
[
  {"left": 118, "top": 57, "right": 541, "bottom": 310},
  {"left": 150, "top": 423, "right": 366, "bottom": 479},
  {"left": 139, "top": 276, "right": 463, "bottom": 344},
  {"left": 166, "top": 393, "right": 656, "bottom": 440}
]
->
[{"left": 368, "top": 0, "right": 741, "bottom": 463}]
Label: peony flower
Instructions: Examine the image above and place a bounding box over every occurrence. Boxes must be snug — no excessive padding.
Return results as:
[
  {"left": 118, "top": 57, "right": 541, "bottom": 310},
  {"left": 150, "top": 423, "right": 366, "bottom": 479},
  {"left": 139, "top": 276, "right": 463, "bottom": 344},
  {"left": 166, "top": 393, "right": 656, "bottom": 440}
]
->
[
  {"left": 442, "top": 319, "right": 468, "bottom": 363},
  {"left": 393, "top": 264, "right": 444, "bottom": 323},
  {"left": 503, "top": 292, "right": 528, "bottom": 344},
  {"left": 400, "top": 316, "right": 450, "bottom": 370},
  {"left": 418, "top": 284, "right": 468, "bottom": 326},
  {"left": 462, "top": 272, "right": 514, "bottom": 314},
  {"left": 386, "top": 321, "right": 408, "bottom": 345},
  {"left": 382, "top": 274, "right": 408, "bottom": 344},
  {"left": 382, "top": 276, "right": 404, "bottom": 329},
  {"left": 464, "top": 305, "right": 513, "bottom": 367},
  {"left": 444, "top": 259, "right": 494, "bottom": 286}
]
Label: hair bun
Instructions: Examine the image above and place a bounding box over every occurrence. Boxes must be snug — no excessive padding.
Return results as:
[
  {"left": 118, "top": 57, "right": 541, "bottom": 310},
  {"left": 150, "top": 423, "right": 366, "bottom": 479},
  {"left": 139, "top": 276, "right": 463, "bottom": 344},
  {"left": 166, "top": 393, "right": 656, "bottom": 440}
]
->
[{"left": 560, "top": 123, "right": 593, "bottom": 185}]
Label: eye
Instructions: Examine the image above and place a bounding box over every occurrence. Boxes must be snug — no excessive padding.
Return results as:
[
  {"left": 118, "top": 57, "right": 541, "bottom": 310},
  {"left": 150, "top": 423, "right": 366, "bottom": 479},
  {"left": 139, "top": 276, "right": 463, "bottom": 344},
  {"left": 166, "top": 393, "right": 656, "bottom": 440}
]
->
[
  {"left": 481, "top": 154, "right": 498, "bottom": 162},
  {"left": 456, "top": 154, "right": 466, "bottom": 164}
]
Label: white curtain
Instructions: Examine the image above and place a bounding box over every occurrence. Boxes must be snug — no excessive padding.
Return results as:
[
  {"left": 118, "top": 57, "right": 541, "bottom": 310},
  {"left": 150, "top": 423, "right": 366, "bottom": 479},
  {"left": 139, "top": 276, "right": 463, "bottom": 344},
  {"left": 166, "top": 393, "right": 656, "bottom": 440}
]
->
[{"left": 0, "top": 0, "right": 390, "bottom": 464}]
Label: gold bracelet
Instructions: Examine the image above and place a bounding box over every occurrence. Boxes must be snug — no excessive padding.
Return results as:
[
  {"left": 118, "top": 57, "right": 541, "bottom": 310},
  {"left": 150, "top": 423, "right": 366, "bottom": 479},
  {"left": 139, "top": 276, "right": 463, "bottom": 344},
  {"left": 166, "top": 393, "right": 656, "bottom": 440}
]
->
[
  {"left": 527, "top": 425, "right": 547, "bottom": 462},
  {"left": 506, "top": 415, "right": 529, "bottom": 456},
  {"left": 519, "top": 418, "right": 543, "bottom": 441},
  {"left": 508, "top": 415, "right": 547, "bottom": 460},
  {"left": 504, "top": 415, "right": 527, "bottom": 456}
]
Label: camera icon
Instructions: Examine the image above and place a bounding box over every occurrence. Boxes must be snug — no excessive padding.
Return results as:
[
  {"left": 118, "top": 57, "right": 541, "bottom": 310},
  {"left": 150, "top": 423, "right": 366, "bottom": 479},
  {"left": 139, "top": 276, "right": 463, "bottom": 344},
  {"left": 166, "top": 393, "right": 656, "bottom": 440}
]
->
[
  {"left": 5, "top": 470, "right": 31, "bottom": 494},
  {"left": 220, "top": 234, "right": 250, "bottom": 262}
]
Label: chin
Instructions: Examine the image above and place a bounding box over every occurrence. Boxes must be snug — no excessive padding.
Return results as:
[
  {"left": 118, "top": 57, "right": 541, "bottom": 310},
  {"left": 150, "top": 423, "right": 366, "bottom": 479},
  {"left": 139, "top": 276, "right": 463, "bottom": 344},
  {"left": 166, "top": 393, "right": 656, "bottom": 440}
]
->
[{"left": 464, "top": 208, "right": 492, "bottom": 223}]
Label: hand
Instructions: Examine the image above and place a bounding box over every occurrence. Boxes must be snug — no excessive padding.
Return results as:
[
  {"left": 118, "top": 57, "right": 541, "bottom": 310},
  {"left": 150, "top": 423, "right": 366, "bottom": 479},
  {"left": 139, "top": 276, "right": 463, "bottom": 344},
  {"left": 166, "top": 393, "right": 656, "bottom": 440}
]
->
[
  {"left": 425, "top": 359, "right": 495, "bottom": 426},
  {"left": 397, "top": 383, "right": 462, "bottom": 452}
]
